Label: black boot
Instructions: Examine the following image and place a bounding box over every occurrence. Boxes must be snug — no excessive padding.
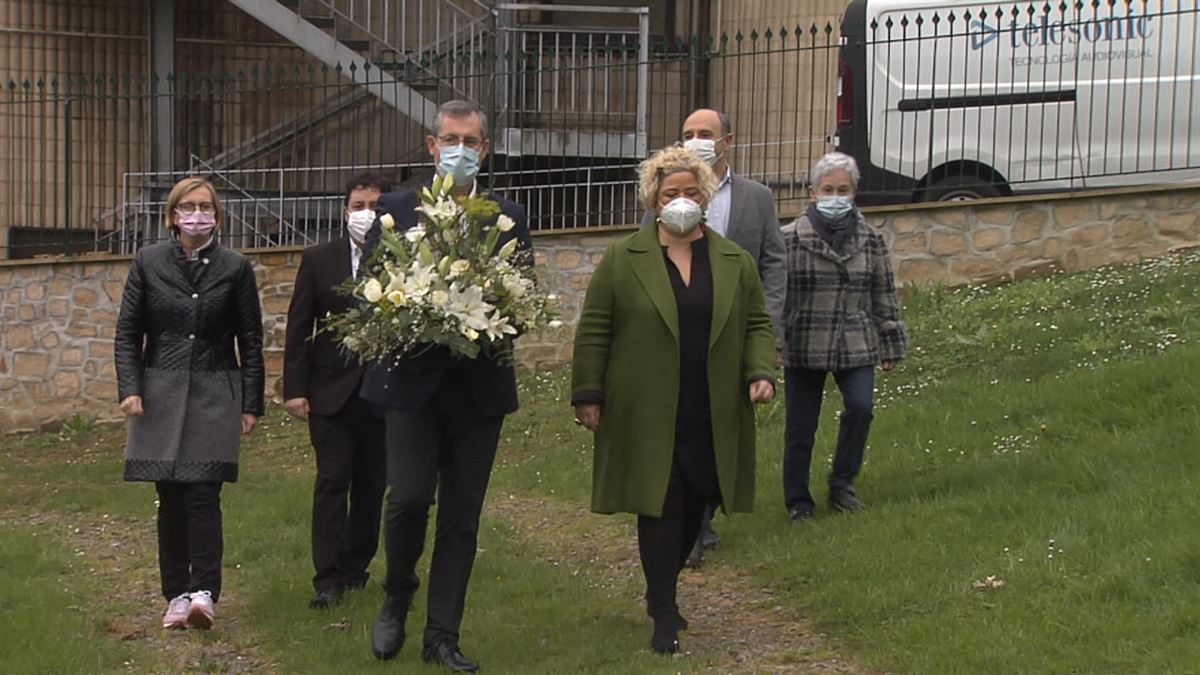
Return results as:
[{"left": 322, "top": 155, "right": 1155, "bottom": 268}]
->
[
  {"left": 650, "top": 614, "right": 680, "bottom": 654},
  {"left": 370, "top": 594, "right": 409, "bottom": 660}
]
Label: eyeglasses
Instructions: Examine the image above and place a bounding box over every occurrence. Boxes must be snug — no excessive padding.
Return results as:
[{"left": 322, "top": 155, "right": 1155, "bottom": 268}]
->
[
  {"left": 435, "top": 134, "right": 484, "bottom": 150},
  {"left": 175, "top": 201, "right": 216, "bottom": 215}
]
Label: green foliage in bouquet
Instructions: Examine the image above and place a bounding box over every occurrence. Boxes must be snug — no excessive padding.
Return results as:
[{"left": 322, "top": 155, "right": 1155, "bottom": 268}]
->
[{"left": 325, "top": 174, "right": 558, "bottom": 364}]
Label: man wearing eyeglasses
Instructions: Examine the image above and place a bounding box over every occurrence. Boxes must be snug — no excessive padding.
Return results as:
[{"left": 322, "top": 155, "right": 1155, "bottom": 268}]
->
[{"left": 361, "top": 100, "right": 532, "bottom": 672}]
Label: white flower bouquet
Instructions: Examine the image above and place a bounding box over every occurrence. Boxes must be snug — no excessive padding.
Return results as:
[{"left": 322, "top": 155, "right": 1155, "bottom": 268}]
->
[{"left": 327, "top": 174, "right": 556, "bottom": 363}]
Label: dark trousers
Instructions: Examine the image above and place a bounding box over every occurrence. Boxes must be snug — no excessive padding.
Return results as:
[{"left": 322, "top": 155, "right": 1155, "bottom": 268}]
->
[
  {"left": 637, "top": 465, "right": 708, "bottom": 620},
  {"left": 155, "top": 481, "right": 223, "bottom": 602},
  {"left": 782, "top": 365, "right": 875, "bottom": 513},
  {"left": 309, "top": 395, "right": 387, "bottom": 592},
  {"left": 381, "top": 405, "right": 504, "bottom": 648}
]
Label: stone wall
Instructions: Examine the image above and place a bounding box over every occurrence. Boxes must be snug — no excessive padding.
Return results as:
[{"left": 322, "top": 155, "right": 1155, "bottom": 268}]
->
[
  {"left": 2, "top": 183, "right": 1198, "bottom": 432},
  {"left": 872, "top": 185, "right": 1200, "bottom": 285}
]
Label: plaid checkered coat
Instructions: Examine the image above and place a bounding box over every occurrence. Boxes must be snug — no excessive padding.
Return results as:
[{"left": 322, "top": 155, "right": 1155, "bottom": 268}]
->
[{"left": 781, "top": 213, "right": 907, "bottom": 371}]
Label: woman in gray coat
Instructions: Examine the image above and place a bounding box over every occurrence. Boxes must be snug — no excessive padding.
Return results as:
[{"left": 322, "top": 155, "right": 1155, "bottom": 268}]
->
[
  {"left": 781, "top": 152, "right": 907, "bottom": 524},
  {"left": 115, "top": 176, "right": 264, "bottom": 630}
]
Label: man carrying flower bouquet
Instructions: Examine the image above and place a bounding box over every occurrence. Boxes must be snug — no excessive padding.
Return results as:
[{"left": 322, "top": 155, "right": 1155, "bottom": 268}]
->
[{"left": 358, "top": 100, "right": 533, "bottom": 672}]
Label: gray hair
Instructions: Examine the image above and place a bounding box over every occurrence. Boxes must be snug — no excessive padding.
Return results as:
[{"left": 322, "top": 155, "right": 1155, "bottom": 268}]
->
[
  {"left": 810, "top": 152, "right": 861, "bottom": 189},
  {"left": 716, "top": 110, "right": 733, "bottom": 135},
  {"left": 432, "top": 99, "right": 489, "bottom": 140}
]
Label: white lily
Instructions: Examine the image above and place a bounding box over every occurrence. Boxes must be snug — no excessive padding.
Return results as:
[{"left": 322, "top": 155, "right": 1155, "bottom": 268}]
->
[
  {"left": 483, "top": 310, "right": 518, "bottom": 341},
  {"left": 385, "top": 268, "right": 407, "bottom": 294},
  {"left": 403, "top": 261, "right": 435, "bottom": 298},
  {"left": 386, "top": 289, "right": 406, "bottom": 306},
  {"left": 416, "top": 199, "right": 462, "bottom": 225},
  {"left": 448, "top": 284, "right": 493, "bottom": 331},
  {"left": 404, "top": 226, "right": 426, "bottom": 243}
]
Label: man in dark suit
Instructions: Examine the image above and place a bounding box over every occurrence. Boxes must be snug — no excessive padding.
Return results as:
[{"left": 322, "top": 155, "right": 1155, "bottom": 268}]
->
[
  {"left": 283, "top": 172, "right": 392, "bottom": 610},
  {"left": 363, "top": 100, "right": 532, "bottom": 673},
  {"left": 641, "top": 108, "right": 787, "bottom": 566}
]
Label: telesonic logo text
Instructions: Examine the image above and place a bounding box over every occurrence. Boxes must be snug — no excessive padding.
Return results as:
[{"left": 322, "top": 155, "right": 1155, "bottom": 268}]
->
[{"left": 970, "top": 12, "right": 1154, "bottom": 51}]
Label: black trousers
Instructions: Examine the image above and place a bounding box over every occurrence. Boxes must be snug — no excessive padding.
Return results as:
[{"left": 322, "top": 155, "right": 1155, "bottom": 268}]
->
[
  {"left": 381, "top": 404, "right": 504, "bottom": 648},
  {"left": 637, "top": 465, "right": 708, "bottom": 620},
  {"left": 155, "top": 481, "right": 223, "bottom": 602},
  {"left": 309, "top": 395, "right": 387, "bottom": 592}
]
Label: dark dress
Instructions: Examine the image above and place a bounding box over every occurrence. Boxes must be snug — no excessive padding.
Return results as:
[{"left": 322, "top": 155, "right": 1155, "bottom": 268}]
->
[{"left": 662, "top": 236, "right": 719, "bottom": 501}]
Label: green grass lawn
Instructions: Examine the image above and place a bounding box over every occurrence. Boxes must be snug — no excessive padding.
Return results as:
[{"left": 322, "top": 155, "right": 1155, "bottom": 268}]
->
[{"left": 2, "top": 248, "right": 1198, "bottom": 674}]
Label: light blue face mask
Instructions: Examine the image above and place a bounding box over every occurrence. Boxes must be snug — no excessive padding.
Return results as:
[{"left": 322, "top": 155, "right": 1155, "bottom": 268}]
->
[
  {"left": 438, "top": 144, "right": 481, "bottom": 185},
  {"left": 815, "top": 195, "right": 855, "bottom": 220}
]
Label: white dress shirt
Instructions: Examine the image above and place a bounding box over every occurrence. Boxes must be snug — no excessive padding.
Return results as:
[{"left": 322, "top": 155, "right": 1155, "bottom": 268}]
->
[
  {"left": 706, "top": 168, "right": 733, "bottom": 237},
  {"left": 349, "top": 239, "right": 363, "bottom": 279}
]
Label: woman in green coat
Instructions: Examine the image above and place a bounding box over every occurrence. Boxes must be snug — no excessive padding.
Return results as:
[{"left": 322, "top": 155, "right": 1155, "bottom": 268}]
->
[{"left": 571, "top": 146, "right": 777, "bottom": 654}]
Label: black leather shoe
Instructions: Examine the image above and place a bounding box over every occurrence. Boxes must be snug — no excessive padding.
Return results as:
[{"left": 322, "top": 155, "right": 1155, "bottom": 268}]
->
[
  {"left": 308, "top": 587, "right": 344, "bottom": 610},
  {"left": 829, "top": 490, "right": 864, "bottom": 512},
  {"left": 422, "top": 640, "right": 480, "bottom": 672},
  {"left": 370, "top": 596, "right": 408, "bottom": 661},
  {"left": 789, "top": 508, "right": 814, "bottom": 526},
  {"left": 683, "top": 537, "right": 704, "bottom": 567}
]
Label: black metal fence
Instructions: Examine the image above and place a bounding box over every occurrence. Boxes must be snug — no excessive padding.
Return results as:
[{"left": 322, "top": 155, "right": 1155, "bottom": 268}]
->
[
  {"left": 4, "top": 1, "right": 1198, "bottom": 258},
  {"left": 0, "top": 18, "right": 841, "bottom": 257}
]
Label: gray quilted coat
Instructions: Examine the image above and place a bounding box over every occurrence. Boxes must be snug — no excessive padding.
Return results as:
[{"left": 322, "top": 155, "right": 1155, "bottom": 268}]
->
[{"left": 115, "top": 238, "right": 264, "bottom": 483}]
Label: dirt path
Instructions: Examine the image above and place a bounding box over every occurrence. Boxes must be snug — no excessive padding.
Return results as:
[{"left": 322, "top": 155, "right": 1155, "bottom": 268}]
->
[
  {"left": 0, "top": 509, "right": 274, "bottom": 674},
  {"left": 485, "top": 494, "right": 875, "bottom": 674}
]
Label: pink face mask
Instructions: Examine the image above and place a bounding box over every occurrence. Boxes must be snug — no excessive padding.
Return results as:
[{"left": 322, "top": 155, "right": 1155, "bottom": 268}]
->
[{"left": 176, "top": 213, "right": 216, "bottom": 238}]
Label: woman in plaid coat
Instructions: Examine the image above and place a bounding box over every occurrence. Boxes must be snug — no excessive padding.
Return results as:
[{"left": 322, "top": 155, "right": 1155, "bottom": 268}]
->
[{"left": 781, "top": 152, "right": 907, "bottom": 523}]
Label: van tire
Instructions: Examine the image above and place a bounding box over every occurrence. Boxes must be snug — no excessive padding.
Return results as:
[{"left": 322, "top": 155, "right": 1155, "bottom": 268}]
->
[{"left": 924, "top": 176, "right": 1004, "bottom": 202}]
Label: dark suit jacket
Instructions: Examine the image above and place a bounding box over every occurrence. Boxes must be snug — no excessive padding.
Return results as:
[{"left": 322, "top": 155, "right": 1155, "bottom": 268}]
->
[
  {"left": 641, "top": 172, "right": 786, "bottom": 332},
  {"left": 358, "top": 185, "right": 533, "bottom": 417},
  {"left": 283, "top": 237, "right": 367, "bottom": 416}
]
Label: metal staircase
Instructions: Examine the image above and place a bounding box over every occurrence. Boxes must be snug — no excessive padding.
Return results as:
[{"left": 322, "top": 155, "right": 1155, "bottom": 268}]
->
[{"left": 224, "top": 0, "right": 494, "bottom": 130}]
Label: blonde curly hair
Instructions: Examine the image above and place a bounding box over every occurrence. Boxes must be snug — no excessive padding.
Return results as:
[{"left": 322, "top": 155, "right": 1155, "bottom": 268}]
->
[{"left": 638, "top": 146, "right": 718, "bottom": 211}]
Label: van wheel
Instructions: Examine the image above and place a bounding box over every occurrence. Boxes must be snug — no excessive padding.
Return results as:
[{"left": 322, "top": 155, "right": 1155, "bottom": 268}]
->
[{"left": 924, "top": 176, "right": 1004, "bottom": 202}]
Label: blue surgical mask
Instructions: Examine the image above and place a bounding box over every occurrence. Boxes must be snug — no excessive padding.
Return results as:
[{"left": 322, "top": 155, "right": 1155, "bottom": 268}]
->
[
  {"left": 815, "top": 195, "right": 855, "bottom": 220},
  {"left": 438, "top": 144, "right": 481, "bottom": 185}
]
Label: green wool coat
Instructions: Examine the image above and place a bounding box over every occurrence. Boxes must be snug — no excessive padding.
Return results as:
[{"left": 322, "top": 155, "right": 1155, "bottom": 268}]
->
[{"left": 571, "top": 226, "right": 777, "bottom": 517}]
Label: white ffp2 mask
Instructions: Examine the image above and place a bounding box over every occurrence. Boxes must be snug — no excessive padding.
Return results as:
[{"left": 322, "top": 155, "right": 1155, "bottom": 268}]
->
[{"left": 658, "top": 198, "right": 704, "bottom": 234}]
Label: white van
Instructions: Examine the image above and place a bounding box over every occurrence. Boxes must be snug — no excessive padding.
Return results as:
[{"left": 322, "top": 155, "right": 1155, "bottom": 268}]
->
[{"left": 835, "top": 0, "right": 1200, "bottom": 203}]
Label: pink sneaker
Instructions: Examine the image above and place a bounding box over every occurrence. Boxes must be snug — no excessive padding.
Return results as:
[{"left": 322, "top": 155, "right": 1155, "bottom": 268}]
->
[
  {"left": 187, "top": 590, "right": 215, "bottom": 629},
  {"left": 162, "top": 593, "right": 191, "bottom": 629}
]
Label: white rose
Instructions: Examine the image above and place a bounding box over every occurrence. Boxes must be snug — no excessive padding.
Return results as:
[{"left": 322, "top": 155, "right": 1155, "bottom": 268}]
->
[
  {"left": 380, "top": 213, "right": 395, "bottom": 230},
  {"left": 430, "top": 290, "right": 450, "bottom": 307},
  {"left": 496, "top": 214, "right": 516, "bottom": 232},
  {"left": 362, "top": 278, "right": 383, "bottom": 303},
  {"left": 548, "top": 320, "right": 563, "bottom": 328},
  {"left": 502, "top": 273, "right": 525, "bottom": 297},
  {"left": 448, "top": 260, "right": 471, "bottom": 278}
]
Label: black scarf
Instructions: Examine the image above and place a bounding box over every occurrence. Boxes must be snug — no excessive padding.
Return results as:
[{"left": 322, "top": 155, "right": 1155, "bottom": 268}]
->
[{"left": 806, "top": 202, "right": 856, "bottom": 255}]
